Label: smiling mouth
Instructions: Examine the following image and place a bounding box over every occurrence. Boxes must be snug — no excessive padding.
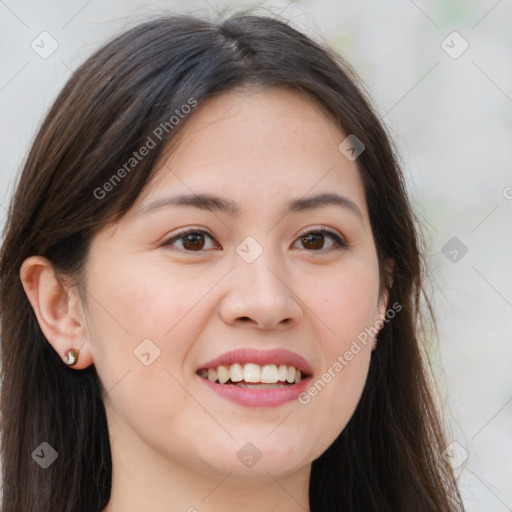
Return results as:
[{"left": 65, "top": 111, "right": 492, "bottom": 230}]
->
[{"left": 197, "top": 362, "right": 308, "bottom": 388}]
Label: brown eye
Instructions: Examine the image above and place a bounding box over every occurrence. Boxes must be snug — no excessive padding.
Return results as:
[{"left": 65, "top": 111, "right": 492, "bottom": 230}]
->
[
  {"left": 161, "top": 229, "right": 219, "bottom": 252},
  {"left": 295, "top": 229, "right": 346, "bottom": 251},
  {"left": 181, "top": 232, "right": 206, "bottom": 251}
]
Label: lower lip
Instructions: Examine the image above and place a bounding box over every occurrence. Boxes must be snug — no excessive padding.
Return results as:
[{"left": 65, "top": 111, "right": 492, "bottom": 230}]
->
[{"left": 198, "top": 375, "right": 312, "bottom": 407}]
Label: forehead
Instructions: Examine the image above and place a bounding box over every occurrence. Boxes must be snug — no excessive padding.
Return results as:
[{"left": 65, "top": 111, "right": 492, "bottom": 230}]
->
[{"left": 132, "top": 86, "right": 368, "bottom": 221}]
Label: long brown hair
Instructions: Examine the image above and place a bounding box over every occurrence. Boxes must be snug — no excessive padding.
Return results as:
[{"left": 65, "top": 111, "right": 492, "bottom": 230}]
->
[{"left": 0, "top": 13, "right": 464, "bottom": 511}]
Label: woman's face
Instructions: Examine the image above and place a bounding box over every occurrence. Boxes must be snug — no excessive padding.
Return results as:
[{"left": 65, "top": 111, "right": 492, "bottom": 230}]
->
[{"left": 81, "top": 87, "right": 387, "bottom": 479}]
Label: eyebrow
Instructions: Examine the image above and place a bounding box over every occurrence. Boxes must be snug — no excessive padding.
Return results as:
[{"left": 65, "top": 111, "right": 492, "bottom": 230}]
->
[{"left": 138, "top": 192, "right": 364, "bottom": 221}]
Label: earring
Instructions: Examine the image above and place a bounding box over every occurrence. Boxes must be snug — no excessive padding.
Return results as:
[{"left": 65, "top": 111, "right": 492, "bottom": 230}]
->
[{"left": 64, "top": 348, "right": 80, "bottom": 366}]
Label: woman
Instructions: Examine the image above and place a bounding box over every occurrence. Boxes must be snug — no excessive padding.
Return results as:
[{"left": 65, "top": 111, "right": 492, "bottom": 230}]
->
[{"left": 0, "top": 13, "right": 465, "bottom": 511}]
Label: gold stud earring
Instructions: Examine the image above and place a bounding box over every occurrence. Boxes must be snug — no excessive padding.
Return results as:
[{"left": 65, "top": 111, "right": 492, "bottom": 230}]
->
[{"left": 64, "top": 348, "right": 80, "bottom": 366}]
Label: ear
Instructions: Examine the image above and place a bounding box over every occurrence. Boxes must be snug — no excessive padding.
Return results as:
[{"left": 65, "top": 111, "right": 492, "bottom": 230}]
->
[
  {"left": 370, "top": 290, "right": 389, "bottom": 352},
  {"left": 19, "top": 255, "right": 94, "bottom": 369},
  {"left": 376, "top": 288, "right": 389, "bottom": 321},
  {"left": 372, "top": 258, "right": 394, "bottom": 350}
]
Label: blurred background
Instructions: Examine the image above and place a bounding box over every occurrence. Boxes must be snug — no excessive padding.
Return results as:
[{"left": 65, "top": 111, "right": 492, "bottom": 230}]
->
[{"left": 1, "top": 0, "right": 511, "bottom": 509}]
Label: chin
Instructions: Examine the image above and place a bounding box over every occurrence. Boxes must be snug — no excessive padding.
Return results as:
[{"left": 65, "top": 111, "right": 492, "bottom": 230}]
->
[{"left": 201, "top": 438, "right": 313, "bottom": 478}]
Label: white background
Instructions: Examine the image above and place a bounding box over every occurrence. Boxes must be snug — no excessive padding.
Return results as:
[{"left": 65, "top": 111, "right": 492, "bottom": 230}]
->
[{"left": 1, "top": 1, "right": 511, "bottom": 510}]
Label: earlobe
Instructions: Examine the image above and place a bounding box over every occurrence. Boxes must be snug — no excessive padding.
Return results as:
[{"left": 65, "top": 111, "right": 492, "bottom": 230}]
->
[
  {"left": 372, "top": 289, "right": 390, "bottom": 351},
  {"left": 378, "top": 290, "right": 389, "bottom": 321},
  {"left": 19, "top": 255, "right": 94, "bottom": 369},
  {"left": 371, "top": 258, "right": 394, "bottom": 350}
]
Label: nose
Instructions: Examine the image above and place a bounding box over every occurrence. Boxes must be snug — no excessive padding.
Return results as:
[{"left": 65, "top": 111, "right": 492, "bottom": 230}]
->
[{"left": 219, "top": 250, "right": 303, "bottom": 330}]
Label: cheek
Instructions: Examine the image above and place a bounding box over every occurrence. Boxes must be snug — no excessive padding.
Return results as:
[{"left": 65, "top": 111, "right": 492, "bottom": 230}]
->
[
  {"left": 82, "top": 258, "right": 220, "bottom": 455},
  {"left": 82, "top": 256, "right": 223, "bottom": 418},
  {"left": 298, "top": 257, "right": 379, "bottom": 432},
  {"left": 85, "top": 256, "right": 219, "bottom": 356},
  {"left": 307, "top": 255, "right": 381, "bottom": 351}
]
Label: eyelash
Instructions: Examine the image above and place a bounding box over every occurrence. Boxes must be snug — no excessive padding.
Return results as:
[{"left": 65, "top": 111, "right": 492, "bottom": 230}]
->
[{"left": 160, "top": 227, "right": 347, "bottom": 253}]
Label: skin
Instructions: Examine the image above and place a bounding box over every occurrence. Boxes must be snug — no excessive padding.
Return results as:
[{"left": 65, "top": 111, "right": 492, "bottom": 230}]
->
[{"left": 20, "top": 86, "right": 388, "bottom": 512}]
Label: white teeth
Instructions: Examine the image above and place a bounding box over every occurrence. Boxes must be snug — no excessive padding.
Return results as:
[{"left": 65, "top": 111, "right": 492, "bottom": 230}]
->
[
  {"left": 234, "top": 382, "right": 289, "bottom": 389},
  {"left": 278, "top": 364, "right": 288, "bottom": 381},
  {"left": 260, "top": 364, "right": 279, "bottom": 383},
  {"left": 244, "top": 363, "right": 261, "bottom": 383},
  {"left": 207, "top": 368, "right": 218, "bottom": 383},
  {"left": 230, "top": 363, "right": 243, "bottom": 382},
  {"left": 199, "top": 363, "right": 304, "bottom": 385},
  {"left": 217, "top": 365, "right": 230, "bottom": 384}
]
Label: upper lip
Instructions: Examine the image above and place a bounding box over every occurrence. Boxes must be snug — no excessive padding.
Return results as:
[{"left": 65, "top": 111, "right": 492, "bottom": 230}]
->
[{"left": 197, "top": 348, "right": 313, "bottom": 376}]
